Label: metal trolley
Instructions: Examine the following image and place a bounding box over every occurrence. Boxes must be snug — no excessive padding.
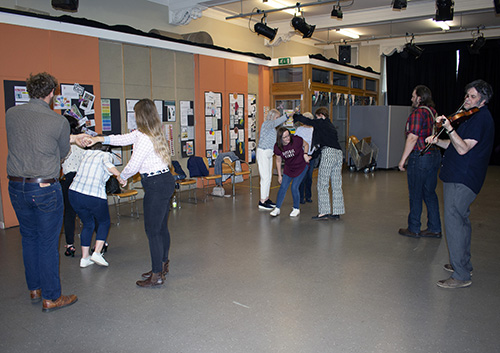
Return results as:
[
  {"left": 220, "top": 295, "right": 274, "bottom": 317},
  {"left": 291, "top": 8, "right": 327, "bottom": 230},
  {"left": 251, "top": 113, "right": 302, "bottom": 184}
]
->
[{"left": 347, "top": 135, "right": 378, "bottom": 174}]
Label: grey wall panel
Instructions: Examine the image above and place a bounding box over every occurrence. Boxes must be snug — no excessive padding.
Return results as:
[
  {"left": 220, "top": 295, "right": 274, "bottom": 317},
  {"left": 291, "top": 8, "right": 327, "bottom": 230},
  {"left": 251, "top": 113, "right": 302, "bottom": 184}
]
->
[
  {"left": 151, "top": 48, "right": 175, "bottom": 88},
  {"left": 123, "top": 45, "right": 151, "bottom": 87},
  {"left": 350, "top": 106, "right": 411, "bottom": 169},
  {"left": 99, "top": 41, "right": 123, "bottom": 86},
  {"left": 175, "top": 52, "right": 195, "bottom": 90}
]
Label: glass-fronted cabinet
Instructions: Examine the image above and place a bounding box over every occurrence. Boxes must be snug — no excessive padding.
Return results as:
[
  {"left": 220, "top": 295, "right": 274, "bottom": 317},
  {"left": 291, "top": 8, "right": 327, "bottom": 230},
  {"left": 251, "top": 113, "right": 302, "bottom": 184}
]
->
[
  {"left": 273, "top": 67, "right": 303, "bottom": 83},
  {"left": 270, "top": 61, "right": 380, "bottom": 162}
]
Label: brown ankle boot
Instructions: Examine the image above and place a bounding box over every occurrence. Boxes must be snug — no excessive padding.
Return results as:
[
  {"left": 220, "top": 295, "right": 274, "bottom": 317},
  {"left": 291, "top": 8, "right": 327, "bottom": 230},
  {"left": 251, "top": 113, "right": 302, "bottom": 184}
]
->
[
  {"left": 141, "top": 260, "right": 170, "bottom": 279},
  {"left": 136, "top": 272, "right": 163, "bottom": 287}
]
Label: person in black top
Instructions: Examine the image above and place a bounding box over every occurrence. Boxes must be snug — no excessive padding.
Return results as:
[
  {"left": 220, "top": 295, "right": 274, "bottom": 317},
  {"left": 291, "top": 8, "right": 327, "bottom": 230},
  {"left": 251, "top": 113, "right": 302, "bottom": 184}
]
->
[
  {"left": 293, "top": 107, "right": 345, "bottom": 220},
  {"left": 425, "top": 79, "right": 494, "bottom": 289}
]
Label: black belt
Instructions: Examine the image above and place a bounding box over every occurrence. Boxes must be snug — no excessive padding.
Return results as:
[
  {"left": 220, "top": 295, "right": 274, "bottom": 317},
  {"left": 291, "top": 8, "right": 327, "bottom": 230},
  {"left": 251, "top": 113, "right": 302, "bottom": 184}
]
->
[{"left": 8, "top": 176, "right": 59, "bottom": 184}]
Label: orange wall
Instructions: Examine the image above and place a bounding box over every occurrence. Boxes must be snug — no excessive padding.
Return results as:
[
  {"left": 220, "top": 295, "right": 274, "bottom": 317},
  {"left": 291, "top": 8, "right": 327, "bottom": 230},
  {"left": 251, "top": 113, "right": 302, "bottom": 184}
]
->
[
  {"left": 0, "top": 23, "right": 101, "bottom": 228},
  {"left": 194, "top": 55, "right": 248, "bottom": 159}
]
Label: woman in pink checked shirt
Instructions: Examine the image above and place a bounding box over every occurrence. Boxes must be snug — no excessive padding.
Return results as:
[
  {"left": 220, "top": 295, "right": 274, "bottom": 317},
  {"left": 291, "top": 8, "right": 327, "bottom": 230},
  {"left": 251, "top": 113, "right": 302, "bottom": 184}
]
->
[{"left": 87, "top": 99, "right": 174, "bottom": 287}]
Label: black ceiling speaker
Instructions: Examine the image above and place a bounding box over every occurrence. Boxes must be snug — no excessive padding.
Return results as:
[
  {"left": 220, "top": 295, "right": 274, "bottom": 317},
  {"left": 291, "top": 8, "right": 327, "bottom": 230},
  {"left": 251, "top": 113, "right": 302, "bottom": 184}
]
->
[
  {"left": 339, "top": 45, "right": 351, "bottom": 64},
  {"left": 52, "top": 0, "right": 79, "bottom": 12}
]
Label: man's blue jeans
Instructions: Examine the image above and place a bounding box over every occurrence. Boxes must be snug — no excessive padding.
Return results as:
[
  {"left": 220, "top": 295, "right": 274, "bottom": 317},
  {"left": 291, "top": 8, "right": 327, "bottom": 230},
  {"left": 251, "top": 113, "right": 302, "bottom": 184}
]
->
[
  {"left": 8, "top": 181, "right": 63, "bottom": 300},
  {"left": 406, "top": 149, "right": 442, "bottom": 234},
  {"left": 275, "top": 167, "right": 308, "bottom": 210}
]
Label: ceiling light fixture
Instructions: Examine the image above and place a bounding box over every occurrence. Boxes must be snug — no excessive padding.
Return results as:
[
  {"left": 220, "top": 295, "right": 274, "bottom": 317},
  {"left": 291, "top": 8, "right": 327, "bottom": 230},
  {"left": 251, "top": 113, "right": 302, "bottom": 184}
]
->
[
  {"left": 291, "top": 13, "right": 315, "bottom": 39},
  {"left": 430, "top": 19, "right": 450, "bottom": 31},
  {"left": 331, "top": 2, "right": 342, "bottom": 19},
  {"left": 254, "top": 14, "right": 278, "bottom": 42},
  {"left": 402, "top": 34, "right": 424, "bottom": 59},
  {"left": 393, "top": 0, "right": 407, "bottom": 10},
  {"left": 266, "top": 0, "right": 297, "bottom": 15},
  {"left": 435, "top": 0, "right": 454, "bottom": 21},
  {"left": 337, "top": 29, "right": 359, "bottom": 39},
  {"left": 468, "top": 29, "right": 486, "bottom": 55}
]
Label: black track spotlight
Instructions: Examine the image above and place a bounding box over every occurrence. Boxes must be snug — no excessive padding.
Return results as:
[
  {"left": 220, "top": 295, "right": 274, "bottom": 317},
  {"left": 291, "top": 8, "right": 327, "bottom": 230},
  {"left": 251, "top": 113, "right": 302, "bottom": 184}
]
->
[
  {"left": 436, "top": 0, "right": 454, "bottom": 21},
  {"left": 331, "top": 5, "right": 343, "bottom": 19},
  {"left": 469, "top": 34, "right": 486, "bottom": 55},
  {"left": 402, "top": 35, "right": 424, "bottom": 59},
  {"left": 403, "top": 42, "right": 424, "bottom": 59},
  {"left": 393, "top": 0, "right": 407, "bottom": 10},
  {"left": 254, "top": 15, "right": 277, "bottom": 42},
  {"left": 291, "top": 15, "right": 315, "bottom": 38}
]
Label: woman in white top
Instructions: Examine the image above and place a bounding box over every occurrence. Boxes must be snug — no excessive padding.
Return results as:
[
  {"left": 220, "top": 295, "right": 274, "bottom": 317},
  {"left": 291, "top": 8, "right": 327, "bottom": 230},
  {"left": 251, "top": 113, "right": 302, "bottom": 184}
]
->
[
  {"left": 87, "top": 99, "right": 174, "bottom": 287},
  {"left": 69, "top": 143, "right": 124, "bottom": 268}
]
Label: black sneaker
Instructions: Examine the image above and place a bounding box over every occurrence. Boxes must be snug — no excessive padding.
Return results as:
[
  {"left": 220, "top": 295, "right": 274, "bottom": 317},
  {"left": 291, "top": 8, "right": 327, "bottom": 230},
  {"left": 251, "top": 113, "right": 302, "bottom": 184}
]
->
[
  {"left": 265, "top": 199, "right": 276, "bottom": 207},
  {"left": 259, "top": 201, "right": 274, "bottom": 210}
]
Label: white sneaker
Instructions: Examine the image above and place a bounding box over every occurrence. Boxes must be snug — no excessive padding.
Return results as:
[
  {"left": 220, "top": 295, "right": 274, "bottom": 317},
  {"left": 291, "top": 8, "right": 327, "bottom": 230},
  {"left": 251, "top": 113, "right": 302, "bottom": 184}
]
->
[
  {"left": 270, "top": 208, "right": 280, "bottom": 217},
  {"left": 290, "top": 208, "right": 300, "bottom": 217},
  {"left": 90, "top": 252, "right": 109, "bottom": 267},
  {"left": 80, "top": 257, "right": 94, "bottom": 268}
]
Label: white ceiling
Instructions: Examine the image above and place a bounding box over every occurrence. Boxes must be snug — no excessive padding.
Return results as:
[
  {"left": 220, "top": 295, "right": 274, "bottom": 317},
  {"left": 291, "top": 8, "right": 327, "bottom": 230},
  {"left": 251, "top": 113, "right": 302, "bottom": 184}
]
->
[{"left": 160, "top": 0, "right": 500, "bottom": 47}]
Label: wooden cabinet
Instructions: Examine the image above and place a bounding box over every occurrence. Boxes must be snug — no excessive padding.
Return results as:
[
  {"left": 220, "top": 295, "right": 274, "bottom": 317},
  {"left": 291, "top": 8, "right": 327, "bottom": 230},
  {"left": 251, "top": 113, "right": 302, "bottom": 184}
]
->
[{"left": 270, "top": 60, "right": 380, "bottom": 157}]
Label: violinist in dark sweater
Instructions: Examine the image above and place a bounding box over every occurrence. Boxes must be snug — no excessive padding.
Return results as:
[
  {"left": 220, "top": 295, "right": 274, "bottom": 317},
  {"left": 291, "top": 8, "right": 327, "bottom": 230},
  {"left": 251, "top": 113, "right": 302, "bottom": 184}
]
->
[
  {"left": 426, "top": 79, "right": 494, "bottom": 289},
  {"left": 293, "top": 108, "right": 345, "bottom": 220}
]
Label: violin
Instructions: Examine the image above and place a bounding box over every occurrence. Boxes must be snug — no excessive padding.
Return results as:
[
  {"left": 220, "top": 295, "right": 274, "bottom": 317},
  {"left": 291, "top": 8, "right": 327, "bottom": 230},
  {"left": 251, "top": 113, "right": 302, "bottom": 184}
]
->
[
  {"left": 420, "top": 106, "right": 480, "bottom": 156},
  {"left": 436, "top": 107, "right": 480, "bottom": 129}
]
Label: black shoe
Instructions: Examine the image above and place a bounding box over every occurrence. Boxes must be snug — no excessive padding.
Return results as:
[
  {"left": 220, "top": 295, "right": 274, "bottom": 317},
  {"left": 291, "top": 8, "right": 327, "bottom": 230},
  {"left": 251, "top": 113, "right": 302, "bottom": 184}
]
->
[
  {"left": 312, "top": 214, "right": 330, "bottom": 221},
  {"left": 300, "top": 199, "right": 306, "bottom": 204},
  {"left": 329, "top": 214, "right": 340, "bottom": 220},
  {"left": 258, "top": 201, "right": 274, "bottom": 210},
  {"left": 306, "top": 199, "right": 313, "bottom": 203},
  {"left": 265, "top": 199, "right": 276, "bottom": 207},
  {"left": 420, "top": 229, "right": 442, "bottom": 238},
  {"left": 64, "top": 245, "right": 76, "bottom": 257},
  {"left": 398, "top": 228, "right": 420, "bottom": 238}
]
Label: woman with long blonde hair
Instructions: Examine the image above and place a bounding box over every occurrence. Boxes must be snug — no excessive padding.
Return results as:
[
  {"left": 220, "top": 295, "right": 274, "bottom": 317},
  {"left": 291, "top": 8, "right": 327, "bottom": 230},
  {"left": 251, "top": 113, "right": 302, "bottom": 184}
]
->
[{"left": 87, "top": 99, "right": 175, "bottom": 287}]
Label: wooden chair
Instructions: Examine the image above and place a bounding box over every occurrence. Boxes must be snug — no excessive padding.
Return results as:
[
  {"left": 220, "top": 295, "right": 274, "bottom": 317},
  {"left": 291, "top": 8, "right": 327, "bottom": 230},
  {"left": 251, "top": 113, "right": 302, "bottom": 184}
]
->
[
  {"left": 110, "top": 174, "right": 140, "bottom": 226},
  {"left": 221, "top": 157, "right": 252, "bottom": 197}
]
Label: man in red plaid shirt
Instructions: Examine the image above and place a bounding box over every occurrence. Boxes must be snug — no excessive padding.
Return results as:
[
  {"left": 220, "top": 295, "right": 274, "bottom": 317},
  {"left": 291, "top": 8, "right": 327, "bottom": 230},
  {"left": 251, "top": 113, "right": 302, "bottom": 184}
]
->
[{"left": 398, "top": 85, "right": 442, "bottom": 238}]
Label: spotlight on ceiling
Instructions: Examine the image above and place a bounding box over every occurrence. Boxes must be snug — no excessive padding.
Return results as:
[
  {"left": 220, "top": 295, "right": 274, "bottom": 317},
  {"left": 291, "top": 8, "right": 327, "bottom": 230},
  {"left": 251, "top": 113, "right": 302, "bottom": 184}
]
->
[
  {"left": 254, "top": 14, "right": 277, "bottom": 42},
  {"left": 435, "top": 0, "right": 454, "bottom": 21},
  {"left": 468, "top": 33, "right": 486, "bottom": 55},
  {"left": 291, "top": 14, "right": 315, "bottom": 38},
  {"left": 402, "top": 35, "right": 424, "bottom": 59},
  {"left": 331, "top": 4, "right": 343, "bottom": 19},
  {"left": 393, "top": 0, "right": 407, "bottom": 10}
]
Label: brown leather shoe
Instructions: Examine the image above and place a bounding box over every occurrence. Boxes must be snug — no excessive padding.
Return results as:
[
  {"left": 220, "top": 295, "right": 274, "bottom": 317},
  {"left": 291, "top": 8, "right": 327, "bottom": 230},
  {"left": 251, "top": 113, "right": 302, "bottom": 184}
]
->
[
  {"left": 398, "top": 228, "right": 420, "bottom": 238},
  {"left": 141, "top": 260, "right": 170, "bottom": 279},
  {"left": 30, "top": 289, "right": 42, "bottom": 303},
  {"left": 42, "top": 294, "right": 78, "bottom": 312},
  {"left": 420, "top": 229, "right": 442, "bottom": 238},
  {"left": 136, "top": 272, "right": 164, "bottom": 287}
]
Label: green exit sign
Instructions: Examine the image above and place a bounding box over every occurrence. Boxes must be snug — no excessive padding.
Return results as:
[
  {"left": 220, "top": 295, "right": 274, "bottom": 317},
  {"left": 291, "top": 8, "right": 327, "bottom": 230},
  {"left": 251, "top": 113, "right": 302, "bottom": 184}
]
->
[{"left": 278, "top": 57, "right": 291, "bottom": 65}]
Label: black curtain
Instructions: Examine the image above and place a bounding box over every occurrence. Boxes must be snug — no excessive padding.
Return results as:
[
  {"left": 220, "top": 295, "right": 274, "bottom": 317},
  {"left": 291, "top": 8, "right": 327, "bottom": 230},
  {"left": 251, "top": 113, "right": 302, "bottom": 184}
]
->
[{"left": 387, "top": 40, "right": 500, "bottom": 164}]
